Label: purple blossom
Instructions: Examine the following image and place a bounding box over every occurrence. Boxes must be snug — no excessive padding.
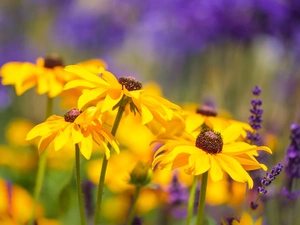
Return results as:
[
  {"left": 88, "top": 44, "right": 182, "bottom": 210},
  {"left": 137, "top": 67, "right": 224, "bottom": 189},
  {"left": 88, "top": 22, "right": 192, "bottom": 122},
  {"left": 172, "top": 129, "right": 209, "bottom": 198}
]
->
[
  {"left": 247, "top": 86, "right": 263, "bottom": 142},
  {"left": 0, "top": 80, "right": 13, "bottom": 110},
  {"left": 282, "top": 123, "right": 300, "bottom": 200},
  {"left": 251, "top": 163, "right": 283, "bottom": 210},
  {"left": 166, "top": 172, "right": 189, "bottom": 218},
  {"left": 82, "top": 180, "right": 94, "bottom": 218},
  {"left": 285, "top": 123, "right": 300, "bottom": 179},
  {"left": 52, "top": 5, "right": 127, "bottom": 53}
]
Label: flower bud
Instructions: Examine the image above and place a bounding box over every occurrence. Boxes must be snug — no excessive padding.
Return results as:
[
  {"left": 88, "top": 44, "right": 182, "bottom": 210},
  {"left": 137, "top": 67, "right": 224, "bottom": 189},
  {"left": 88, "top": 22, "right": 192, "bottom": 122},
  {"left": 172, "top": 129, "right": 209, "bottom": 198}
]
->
[{"left": 129, "top": 161, "right": 153, "bottom": 187}]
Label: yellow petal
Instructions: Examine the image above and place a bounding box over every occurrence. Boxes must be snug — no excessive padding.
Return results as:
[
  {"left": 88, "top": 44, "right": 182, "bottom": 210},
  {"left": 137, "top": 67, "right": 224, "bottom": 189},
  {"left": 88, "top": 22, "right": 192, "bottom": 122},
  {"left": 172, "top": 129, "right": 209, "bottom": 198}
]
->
[
  {"left": 209, "top": 156, "right": 224, "bottom": 182},
  {"left": 78, "top": 88, "right": 107, "bottom": 109},
  {"left": 140, "top": 103, "right": 154, "bottom": 125},
  {"left": 79, "top": 131, "right": 93, "bottom": 159},
  {"left": 38, "top": 133, "right": 56, "bottom": 154},
  {"left": 216, "top": 154, "right": 254, "bottom": 188},
  {"left": 101, "top": 91, "right": 123, "bottom": 112},
  {"left": 26, "top": 123, "right": 53, "bottom": 140},
  {"left": 101, "top": 70, "right": 120, "bottom": 86},
  {"left": 172, "top": 153, "right": 190, "bottom": 170},
  {"left": 36, "top": 73, "right": 50, "bottom": 94},
  {"left": 189, "top": 152, "right": 211, "bottom": 175},
  {"left": 64, "top": 65, "right": 108, "bottom": 85},
  {"left": 63, "top": 79, "right": 96, "bottom": 90},
  {"left": 72, "top": 124, "right": 83, "bottom": 144},
  {"left": 53, "top": 124, "right": 71, "bottom": 151},
  {"left": 222, "top": 123, "right": 243, "bottom": 144},
  {"left": 240, "top": 212, "right": 253, "bottom": 225},
  {"left": 222, "top": 142, "right": 272, "bottom": 155},
  {"left": 185, "top": 113, "right": 204, "bottom": 133}
]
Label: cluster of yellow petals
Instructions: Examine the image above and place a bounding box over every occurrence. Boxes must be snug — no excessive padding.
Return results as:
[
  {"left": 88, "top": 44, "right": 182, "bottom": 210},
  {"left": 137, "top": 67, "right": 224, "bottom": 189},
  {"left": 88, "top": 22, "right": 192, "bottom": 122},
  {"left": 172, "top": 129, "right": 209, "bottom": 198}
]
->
[
  {"left": 0, "top": 57, "right": 106, "bottom": 98},
  {"left": 26, "top": 107, "right": 119, "bottom": 159},
  {"left": 153, "top": 120, "right": 272, "bottom": 188},
  {"left": 64, "top": 65, "right": 182, "bottom": 126}
]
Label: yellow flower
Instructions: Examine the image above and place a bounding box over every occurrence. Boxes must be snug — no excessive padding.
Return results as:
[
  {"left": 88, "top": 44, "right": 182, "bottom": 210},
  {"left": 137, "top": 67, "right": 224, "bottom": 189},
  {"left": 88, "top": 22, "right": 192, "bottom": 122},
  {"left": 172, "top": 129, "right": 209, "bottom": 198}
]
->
[
  {"left": 231, "top": 212, "right": 262, "bottom": 225},
  {"left": 5, "top": 118, "right": 36, "bottom": 147},
  {"left": 64, "top": 65, "right": 182, "bottom": 126},
  {"left": 0, "top": 178, "right": 43, "bottom": 224},
  {"left": 58, "top": 58, "right": 107, "bottom": 109},
  {"left": 26, "top": 107, "right": 119, "bottom": 159},
  {"left": 0, "top": 56, "right": 106, "bottom": 98},
  {"left": 184, "top": 104, "right": 252, "bottom": 139},
  {"left": 153, "top": 124, "right": 271, "bottom": 188}
]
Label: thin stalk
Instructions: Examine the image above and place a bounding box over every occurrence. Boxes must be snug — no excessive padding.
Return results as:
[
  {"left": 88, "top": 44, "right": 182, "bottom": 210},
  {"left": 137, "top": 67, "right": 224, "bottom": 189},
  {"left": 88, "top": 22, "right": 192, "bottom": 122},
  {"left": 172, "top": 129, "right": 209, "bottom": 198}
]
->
[
  {"left": 186, "top": 176, "right": 198, "bottom": 225},
  {"left": 126, "top": 186, "right": 141, "bottom": 225},
  {"left": 75, "top": 144, "right": 87, "bottom": 225},
  {"left": 196, "top": 172, "right": 208, "bottom": 225},
  {"left": 94, "top": 98, "right": 127, "bottom": 225},
  {"left": 29, "top": 96, "right": 53, "bottom": 225},
  {"left": 242, "top": 183, "right": 248, "bottom": 213}
]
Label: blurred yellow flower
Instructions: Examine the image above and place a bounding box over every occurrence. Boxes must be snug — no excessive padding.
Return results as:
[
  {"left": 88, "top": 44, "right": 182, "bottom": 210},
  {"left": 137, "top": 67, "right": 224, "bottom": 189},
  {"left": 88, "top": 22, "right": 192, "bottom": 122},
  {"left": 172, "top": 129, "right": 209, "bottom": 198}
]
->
[
  {"left": 184, "top": 104, "right": 252, "bottom": 139},
  {"left": 0, "top": 56, "right": 106, "bottom": 98},
  {"left": 0, "top": 179, "right": 43, "bottom": 224},
  {"left": 230, "top": 212, "right": 262, "bottom": 225},
  {"left": 5, "top": 118, "right": 36, "bottom": 147},
  {"left": 1, "top": 56, "right": 69, "bottom": 97},
  {"left": 153, "top": 124, "right": 272, "bottom": 188},
  {"left": 0, "top": 145, "right": 37, "bottom": 171},
  {"left": 59, "top": 58, "right": 107, "bottom": 109},
  {"left": 26, "top": 107, "right": 119, "bottom": 159},
  {"left": 64, "top": 65, "right": 183, "bottom": 126},
  {"left": 87, "top": 150, "right": 138, "bottom": 193}
]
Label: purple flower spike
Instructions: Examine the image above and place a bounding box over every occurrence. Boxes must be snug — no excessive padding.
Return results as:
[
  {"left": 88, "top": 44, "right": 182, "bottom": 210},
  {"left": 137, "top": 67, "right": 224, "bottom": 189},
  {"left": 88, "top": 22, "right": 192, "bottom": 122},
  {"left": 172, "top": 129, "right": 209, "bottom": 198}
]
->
[
  {"left": 252, "top": 86, "right": 262, "bottom": 95},
  {"left": 247, "top": 86, "right": 263, "bottom": 142},
  {"left": 251, "top": 163, "right": 283, "bottom": 210},
  {"left": 285, "top": 123, "right": 300, "bottom": 179},
  {"left": 282, "top": 123, "right": 300, "bottom": 200}
]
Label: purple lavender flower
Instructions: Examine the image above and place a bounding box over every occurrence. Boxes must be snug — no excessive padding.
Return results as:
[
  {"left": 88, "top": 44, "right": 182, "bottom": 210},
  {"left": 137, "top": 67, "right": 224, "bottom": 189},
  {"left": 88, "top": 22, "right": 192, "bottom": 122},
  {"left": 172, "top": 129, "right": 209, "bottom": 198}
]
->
[
  {"left": 132, "top": 216, "right": 143, "bottom": 225},
  {"left": 251, "top": 163, "right": 283, "bottom": 209},
  {"left": 52, "top": 4, "right": 127, "bottom": 54},
  {"left": 82, "top": 180, "right": 94, "bottom": 218},
  {"left": 0, "top": 80, "right": 13, "bottom": 110},
  {"left": 282, "top": 123, "right": 300, "bottom": 200},
  {"left": 166, "top": 172, "right": 189, "bottom": 218},
  {"left": 247, "top": 86, "right": 263, "bottom": 142},
  {"left": 285, "top": 123, "right": 300, "bottom": 179}
]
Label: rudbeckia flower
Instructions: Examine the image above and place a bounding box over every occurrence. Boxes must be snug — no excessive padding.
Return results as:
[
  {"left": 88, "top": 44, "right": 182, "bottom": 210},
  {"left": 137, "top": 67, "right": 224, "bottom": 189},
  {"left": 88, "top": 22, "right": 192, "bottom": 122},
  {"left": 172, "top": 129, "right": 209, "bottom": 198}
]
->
[
  {"left": 26, "top": 107, "right": 119, "bottom": 159},
  {"left": 184, "top": 104, "right": 252, "bottom": 139},
  {"left": 221, "top": 212, "right": 262, "bottom": 225},
  {"left": 152, "top": 124, "right": 272, "bottom": 188},
  {"left": 63, "top": 65, "right": 182, "bottom": 126},
  {"left": 0, "top": 56, "right": 106, "bottom": 98}
]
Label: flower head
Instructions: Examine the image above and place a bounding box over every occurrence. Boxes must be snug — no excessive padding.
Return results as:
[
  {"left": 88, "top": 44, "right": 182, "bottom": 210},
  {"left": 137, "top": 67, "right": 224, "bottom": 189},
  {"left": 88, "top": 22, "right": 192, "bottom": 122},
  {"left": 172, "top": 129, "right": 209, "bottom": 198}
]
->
[
  {"left": 64, "top": 65, "right": 182, "bottom": 127},
  {"left": 0, "top": 55, "right": 69, "bottom": 97},
  {"left": 26, "top": 107, "right": 119, "bottom": 159},
  {"left": 153, "top": 124, "right": 272, "bottom": 188},
  {"left": 184, "top": 103, "right": 252, "bottom": 139},
  {"left": 1, "top": 56, "right": 106, "bottom": 98},
  {"left": 246, "top": 86, "right": 263, "bottom": 142}
]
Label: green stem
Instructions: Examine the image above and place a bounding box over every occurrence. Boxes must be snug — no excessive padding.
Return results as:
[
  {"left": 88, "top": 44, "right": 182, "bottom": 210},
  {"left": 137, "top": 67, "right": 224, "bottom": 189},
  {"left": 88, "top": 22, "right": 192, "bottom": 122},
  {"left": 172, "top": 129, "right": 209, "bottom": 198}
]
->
[
  {"left": 126, "top": 186, "right": 141, "bottom": 225},
  {"left": 29, "top": 96, "right": 53, "bottom": 225},
  {"left": 94, "top": 98, "right": 127, "bottom": 225},
  {"left": 242, "top": 183, "right": 248, "bottom": 213},
  {"left": 75, "top": 144, "right": 87, "bottom": 225},
  {"left": 196, "top": 172, "right": 208, "bottom": 225},
  {"left": 186, "top": 176, "right": 198, "bottom": 225}
]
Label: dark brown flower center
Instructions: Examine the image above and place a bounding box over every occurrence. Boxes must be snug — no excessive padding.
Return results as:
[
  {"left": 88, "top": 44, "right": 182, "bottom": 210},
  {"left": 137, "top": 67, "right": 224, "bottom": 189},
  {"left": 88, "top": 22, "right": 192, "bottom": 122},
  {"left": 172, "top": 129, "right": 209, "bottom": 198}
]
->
[
  {"left": 118, "top": 76, "right": 142, "bottom": 91},
  {"left": 196, "top": 105, "right": 217, "bottom": 117},
  {"left": 44, "top": 55, "right": 64, "bottom": 68},
  {"left": 195, "top": 130, "right": 223, "bottom": 154},
  {"left": 64, "top": 109, "right": 82, "bottom": 122}
]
